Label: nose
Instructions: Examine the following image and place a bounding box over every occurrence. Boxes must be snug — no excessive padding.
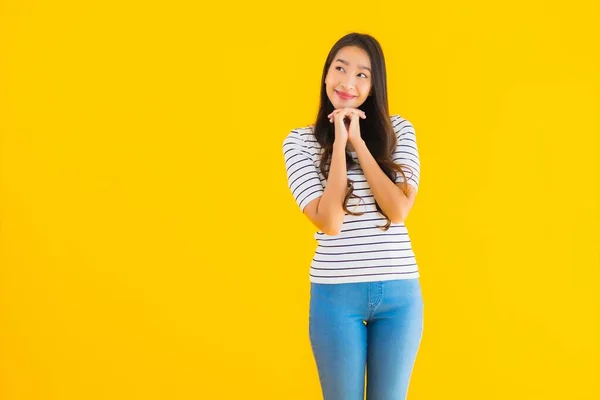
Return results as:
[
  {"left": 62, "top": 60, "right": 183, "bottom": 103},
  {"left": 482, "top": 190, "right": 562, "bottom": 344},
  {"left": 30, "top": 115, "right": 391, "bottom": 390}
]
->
[{"left": 341, "top": 77, "right": 356, "bottom": 91}]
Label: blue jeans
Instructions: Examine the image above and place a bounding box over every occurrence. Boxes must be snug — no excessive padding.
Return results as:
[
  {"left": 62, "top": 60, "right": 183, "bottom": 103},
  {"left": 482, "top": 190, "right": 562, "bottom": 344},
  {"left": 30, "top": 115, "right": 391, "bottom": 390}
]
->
[{"left": 309, "top": 279, "right": 424, "bottom": 400}]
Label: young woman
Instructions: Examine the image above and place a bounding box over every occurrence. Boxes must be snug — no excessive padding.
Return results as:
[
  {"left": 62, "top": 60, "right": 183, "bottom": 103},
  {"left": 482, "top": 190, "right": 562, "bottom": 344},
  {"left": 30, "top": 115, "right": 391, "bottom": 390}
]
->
[{"left": 282, "top": 32, "right": 424, "bottom": 400}]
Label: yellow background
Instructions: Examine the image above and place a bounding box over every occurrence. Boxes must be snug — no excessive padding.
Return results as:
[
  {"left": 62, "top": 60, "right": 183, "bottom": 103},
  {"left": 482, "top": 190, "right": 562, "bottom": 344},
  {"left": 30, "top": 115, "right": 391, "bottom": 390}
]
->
[{"left": 1, "top": 1, "right": 598, "bottom": 399}]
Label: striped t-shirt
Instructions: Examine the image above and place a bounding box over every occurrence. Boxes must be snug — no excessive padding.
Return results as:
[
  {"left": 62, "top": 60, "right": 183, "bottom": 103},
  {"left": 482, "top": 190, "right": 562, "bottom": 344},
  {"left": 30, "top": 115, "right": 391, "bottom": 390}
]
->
[{"left": 282, "top": 114, "right": 421, "bottom": 284}]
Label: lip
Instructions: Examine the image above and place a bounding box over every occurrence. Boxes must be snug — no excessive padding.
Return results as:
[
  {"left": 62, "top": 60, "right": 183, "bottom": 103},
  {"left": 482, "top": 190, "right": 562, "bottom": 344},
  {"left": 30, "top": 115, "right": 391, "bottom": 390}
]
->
[{"left": 335, "top": 90, "right": 356, "bottom": 100}]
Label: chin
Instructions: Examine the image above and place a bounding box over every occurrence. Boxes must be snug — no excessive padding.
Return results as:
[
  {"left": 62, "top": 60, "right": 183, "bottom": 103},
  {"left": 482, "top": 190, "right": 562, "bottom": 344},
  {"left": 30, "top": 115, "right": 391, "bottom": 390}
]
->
[{"left": 330, "top": 99, "right": 356, "bottom": 109}]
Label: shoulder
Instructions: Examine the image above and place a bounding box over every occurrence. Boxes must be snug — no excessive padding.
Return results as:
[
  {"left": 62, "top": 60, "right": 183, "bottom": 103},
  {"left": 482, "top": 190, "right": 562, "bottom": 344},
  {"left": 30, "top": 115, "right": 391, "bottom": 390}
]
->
[
  {"left": 282, "top": 124, "right": 318, "bottom": 154},
  {"left": 389, "top": 114, "right": 416, "bottom": 137},
  {"left": 283, "top": 124, "right": 315, "bottom": 142}
]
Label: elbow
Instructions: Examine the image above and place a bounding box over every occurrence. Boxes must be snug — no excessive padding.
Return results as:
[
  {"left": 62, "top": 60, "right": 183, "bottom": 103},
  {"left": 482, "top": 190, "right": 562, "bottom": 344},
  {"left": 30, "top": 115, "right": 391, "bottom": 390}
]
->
[
  {"left": 321, "top": 224, "right": 342, "bottom": 236},
  {"left": 389, "top": 211, "right": 406, "bottom": 224},
  {"left": 325, "top": 228, "right": 342, "bottom": 236},
  {"left": 320, "top": 219, "right": 343, "bottom": 236},
  {"left": 316, "top": 208, "right": 344, "bottom": 236}
]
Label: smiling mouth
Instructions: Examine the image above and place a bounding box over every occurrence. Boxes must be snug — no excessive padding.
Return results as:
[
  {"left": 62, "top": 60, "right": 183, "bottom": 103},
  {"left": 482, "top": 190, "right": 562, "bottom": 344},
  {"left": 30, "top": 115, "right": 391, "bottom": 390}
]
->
[{"left": 335, "top": 90, "right": 356, "bottom": 100}]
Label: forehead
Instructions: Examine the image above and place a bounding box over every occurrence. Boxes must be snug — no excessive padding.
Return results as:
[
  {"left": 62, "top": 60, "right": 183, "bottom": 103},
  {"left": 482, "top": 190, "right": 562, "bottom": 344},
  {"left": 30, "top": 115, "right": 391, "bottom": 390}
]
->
[{"left": 333, "top": 46, "right": 371, "bottom": 68}]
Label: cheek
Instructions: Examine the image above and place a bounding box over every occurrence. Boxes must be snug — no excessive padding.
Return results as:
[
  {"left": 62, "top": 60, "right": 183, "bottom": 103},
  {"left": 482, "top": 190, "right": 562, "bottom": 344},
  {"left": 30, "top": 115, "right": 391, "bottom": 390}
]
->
[{"left": 359, "top": 82, "right": 372, "bottom": 97}]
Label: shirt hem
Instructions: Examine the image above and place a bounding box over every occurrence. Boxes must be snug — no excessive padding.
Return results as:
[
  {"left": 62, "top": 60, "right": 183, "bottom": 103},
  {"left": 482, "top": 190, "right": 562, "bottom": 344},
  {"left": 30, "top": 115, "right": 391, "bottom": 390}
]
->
[{"left": 309, "top": 271, "right": 420, "bottom": 284}]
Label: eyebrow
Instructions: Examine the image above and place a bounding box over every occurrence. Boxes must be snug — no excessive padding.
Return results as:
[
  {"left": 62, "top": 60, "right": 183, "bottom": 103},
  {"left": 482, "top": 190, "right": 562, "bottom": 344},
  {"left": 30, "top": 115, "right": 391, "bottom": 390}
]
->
[{"left": 335, "top": 58, "right": 371, "bottom": 73}]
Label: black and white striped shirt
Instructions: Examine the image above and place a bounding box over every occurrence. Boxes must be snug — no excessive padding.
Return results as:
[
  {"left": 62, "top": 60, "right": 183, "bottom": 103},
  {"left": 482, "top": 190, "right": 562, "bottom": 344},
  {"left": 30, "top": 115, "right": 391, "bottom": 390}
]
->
[{"left": 283, "top": 114, "right": 421, "bottom": 284}]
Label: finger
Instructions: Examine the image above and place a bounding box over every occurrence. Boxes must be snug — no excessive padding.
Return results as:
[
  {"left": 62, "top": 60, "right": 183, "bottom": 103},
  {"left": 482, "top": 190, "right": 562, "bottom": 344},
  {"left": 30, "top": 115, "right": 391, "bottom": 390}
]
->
[
  {"left": 333, "top": 109, "right": 344, "bottom": 118},
  {"left": 345, "top": 108, "right": 364, "bottom": 118},
  {"left": 354, "top": 109, "right": 365, "bottom": 118}
]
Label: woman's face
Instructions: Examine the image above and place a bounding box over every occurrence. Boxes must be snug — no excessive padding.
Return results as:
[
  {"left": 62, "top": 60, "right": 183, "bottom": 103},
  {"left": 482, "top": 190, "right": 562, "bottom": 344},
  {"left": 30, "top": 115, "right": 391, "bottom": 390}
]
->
[{"left": 324, "top": 45, "right": 373, "bottom": 109}]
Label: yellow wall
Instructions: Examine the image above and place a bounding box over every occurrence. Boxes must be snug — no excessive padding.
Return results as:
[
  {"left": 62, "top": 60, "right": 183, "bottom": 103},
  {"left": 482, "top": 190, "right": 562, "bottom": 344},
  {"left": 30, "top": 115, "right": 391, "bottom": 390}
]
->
[{"left": 1, "top": 1, "right": 598, "bottom": 399}]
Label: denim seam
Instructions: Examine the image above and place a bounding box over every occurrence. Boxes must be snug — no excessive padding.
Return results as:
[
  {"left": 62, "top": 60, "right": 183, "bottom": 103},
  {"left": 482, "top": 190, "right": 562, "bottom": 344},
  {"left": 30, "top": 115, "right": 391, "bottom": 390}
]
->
[{"left": 367, "top": 282, "right": 383, "bottom": 321}]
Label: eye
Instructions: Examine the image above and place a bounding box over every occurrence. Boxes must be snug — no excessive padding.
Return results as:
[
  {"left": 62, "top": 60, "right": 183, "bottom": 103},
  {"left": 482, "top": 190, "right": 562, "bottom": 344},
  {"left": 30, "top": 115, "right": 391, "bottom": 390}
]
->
[{"left": 335, "top": 65, "right": 368, "bottom": 78}]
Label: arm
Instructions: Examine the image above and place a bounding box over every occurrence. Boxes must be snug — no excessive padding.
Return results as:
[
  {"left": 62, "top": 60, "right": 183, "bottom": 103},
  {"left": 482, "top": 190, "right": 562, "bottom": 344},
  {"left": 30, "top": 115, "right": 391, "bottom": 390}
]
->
[
  {"left": 282, "top": 131, "right": 347, "bottom": 235},
  {"left": 303, "top": 141, "right": 347, "bottom": 235},
  {"left": 353, "top": 138, "right": 416, "bottom": 223}
]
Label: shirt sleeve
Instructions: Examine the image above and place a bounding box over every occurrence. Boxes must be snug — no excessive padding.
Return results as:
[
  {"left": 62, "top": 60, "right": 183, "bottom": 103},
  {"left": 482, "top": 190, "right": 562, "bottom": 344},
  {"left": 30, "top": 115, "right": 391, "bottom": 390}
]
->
[
  {"left": 391, "top": 116, "right": 421, "bottom": 191},
  {"left": 282, "top": 130, "right": 325, "bottom": 212}
]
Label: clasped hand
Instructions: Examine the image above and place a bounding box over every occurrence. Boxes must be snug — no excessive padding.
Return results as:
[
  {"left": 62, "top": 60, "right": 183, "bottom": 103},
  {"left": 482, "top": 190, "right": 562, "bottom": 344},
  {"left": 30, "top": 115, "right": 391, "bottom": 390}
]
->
[{"left": 327, "top": 107, "right": 366, "bottom": 146}]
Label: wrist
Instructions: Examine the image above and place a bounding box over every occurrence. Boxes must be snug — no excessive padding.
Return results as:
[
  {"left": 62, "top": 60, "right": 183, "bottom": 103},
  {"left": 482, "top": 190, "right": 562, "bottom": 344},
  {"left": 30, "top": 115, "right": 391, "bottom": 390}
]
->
[
  {"left": 350, "top": 137, "right": 366, "bottom": 150},
  {"left": 333, "top": 140, "right": 347, "bottom": 151}
]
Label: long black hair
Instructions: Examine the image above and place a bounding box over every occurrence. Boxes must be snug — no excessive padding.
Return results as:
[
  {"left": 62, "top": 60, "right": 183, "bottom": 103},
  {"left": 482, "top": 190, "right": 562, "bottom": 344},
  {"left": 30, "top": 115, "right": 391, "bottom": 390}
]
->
[{"left": 313, "top": 32, "right": 414, "bottom": 230}]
